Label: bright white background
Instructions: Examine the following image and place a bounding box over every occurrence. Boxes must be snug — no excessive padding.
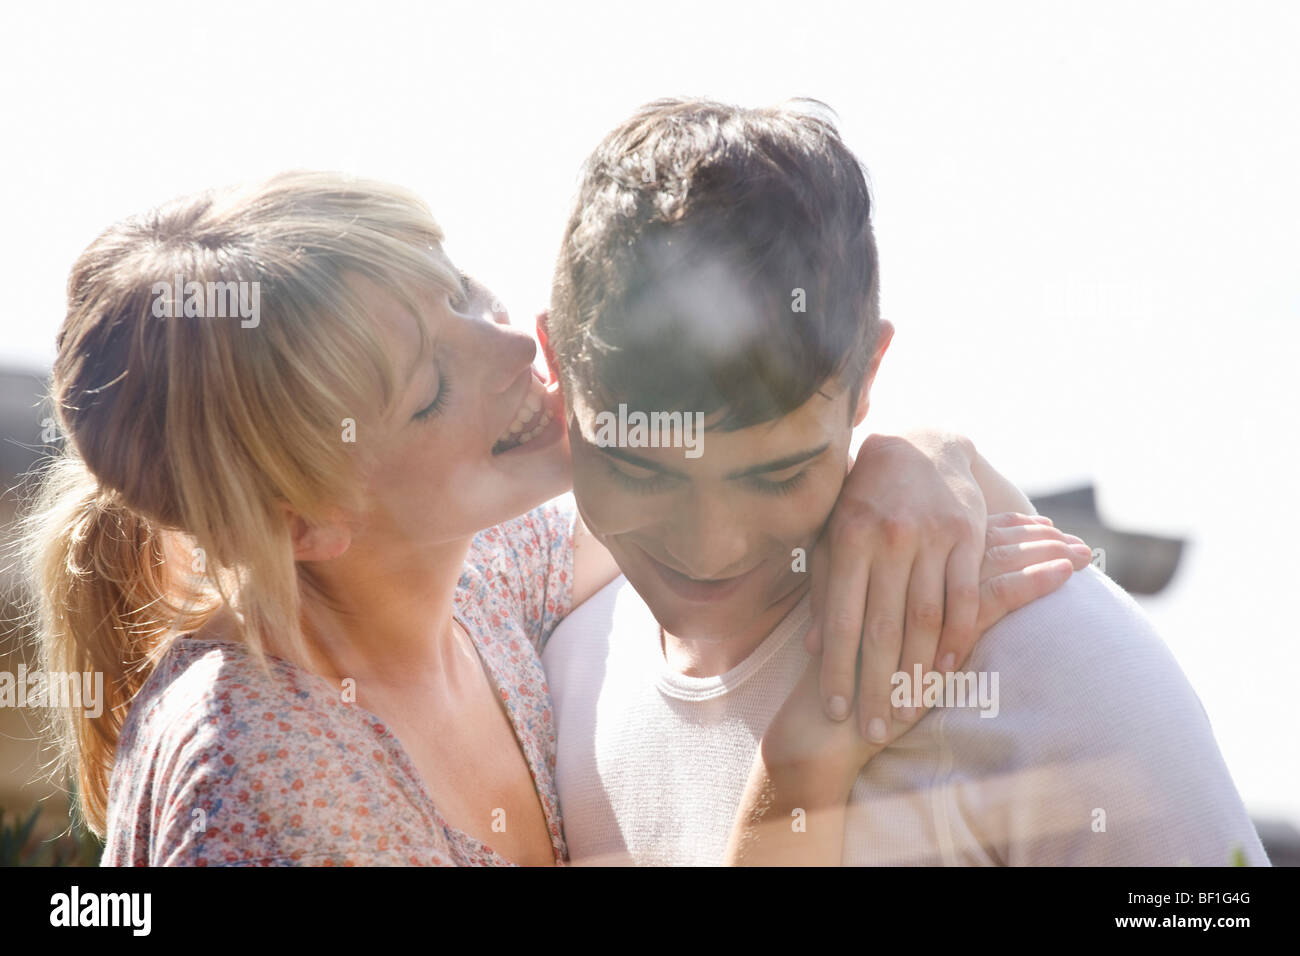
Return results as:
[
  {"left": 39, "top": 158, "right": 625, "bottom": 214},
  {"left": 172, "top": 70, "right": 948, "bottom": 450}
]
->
[{"left": 2, "top": 1, "right": 1296, "bottom": 826}]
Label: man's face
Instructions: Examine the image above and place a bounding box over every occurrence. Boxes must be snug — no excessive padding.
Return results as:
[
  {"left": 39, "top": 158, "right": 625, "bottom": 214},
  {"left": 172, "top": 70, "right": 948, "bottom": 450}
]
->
[{"left": 566, "top": 382, "right": 858, "bottom": 643}]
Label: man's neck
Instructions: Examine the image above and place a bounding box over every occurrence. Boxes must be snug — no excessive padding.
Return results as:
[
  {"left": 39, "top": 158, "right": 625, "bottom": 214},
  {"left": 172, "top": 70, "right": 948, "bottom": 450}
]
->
[{"left": 661, "top": 579, "right": 809, "bottom": 677}]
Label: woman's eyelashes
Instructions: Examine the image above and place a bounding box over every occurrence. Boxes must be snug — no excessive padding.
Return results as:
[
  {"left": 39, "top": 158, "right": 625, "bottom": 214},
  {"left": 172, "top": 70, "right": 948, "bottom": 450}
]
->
[{"left": 414, "top": 371, "right": 451, "bottom": 422}]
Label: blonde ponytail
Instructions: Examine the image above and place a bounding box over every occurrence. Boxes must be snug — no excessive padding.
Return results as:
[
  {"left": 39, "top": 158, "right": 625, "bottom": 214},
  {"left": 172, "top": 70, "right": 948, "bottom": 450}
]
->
[{"left": 20, "top": 455, "right": 209, "bottom": 834}]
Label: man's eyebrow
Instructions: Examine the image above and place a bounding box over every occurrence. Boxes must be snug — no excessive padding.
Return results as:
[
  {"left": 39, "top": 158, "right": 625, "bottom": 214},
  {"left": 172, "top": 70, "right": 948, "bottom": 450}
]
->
[
  {"left": 725, "top": 443, "right": 831, "bottom": 479},
  {"left": 598, "top": 445, "right": 687, "bottom": 477},
  {"left": 597, "top": 442, "right": 832, "bottom": 480}
]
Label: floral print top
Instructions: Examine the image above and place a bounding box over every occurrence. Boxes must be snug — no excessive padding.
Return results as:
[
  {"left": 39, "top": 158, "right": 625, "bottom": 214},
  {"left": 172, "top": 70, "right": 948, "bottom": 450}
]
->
[{"left": 102, "top": 495, "right": 578, "bottom": 866}]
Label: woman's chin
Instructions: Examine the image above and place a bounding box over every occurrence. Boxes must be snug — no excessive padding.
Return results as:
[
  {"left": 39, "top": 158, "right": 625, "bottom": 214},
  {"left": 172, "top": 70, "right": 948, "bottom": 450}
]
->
[{"left": 483, "top": 436, "right": 574, "bottom": 522}]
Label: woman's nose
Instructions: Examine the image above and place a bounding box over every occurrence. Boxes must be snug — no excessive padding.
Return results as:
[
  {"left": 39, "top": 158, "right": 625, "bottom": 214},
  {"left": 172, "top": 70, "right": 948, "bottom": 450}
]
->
[{"left": 482, "top": 321, "right": 538, "bottom": 394}]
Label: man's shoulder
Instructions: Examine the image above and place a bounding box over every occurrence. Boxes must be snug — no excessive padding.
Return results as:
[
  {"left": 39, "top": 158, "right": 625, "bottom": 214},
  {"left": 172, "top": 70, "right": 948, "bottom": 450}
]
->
[
  {"left": 967, "top": 565, "right": 1184, "bottom": 701},
  {"left": 942, "top": 564, "right": 1222, "bottom": 781},
  {"left": 932, "top": 566, "right": 1267, "bottom": 865},
  {"left": 540, "top": 574, "right": 658, "bottom": 709}
]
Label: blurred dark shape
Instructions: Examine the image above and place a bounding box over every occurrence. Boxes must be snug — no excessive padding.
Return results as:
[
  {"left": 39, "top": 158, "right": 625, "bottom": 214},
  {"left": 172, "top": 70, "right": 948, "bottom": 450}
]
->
[
  {"left": 0, "top": 366, "right": 56, "bottom": 834},
  {"left": 1029, "top": 484, "right": 1185, "bottom": 595},
  {"left": 0, "top": 366, "right": 51, "bottom": 487},
  {"left": 1252, "top": 818, "right": 1300, "bottom": 867},
  {"left": 0, "top": 366, "right": 53, "bottom": 594}
]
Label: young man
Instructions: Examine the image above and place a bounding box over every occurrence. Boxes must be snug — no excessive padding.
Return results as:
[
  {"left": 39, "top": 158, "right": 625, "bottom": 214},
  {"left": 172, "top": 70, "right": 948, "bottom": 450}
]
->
[{"left": 538, "top": 98, "right": 1269, "bottom": 865}]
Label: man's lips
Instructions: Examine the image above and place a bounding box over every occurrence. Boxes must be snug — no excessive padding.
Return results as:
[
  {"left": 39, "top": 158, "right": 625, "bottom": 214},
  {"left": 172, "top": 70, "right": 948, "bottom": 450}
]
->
[{"left": 638, "top": 546, "right": 760, "bottom": 603}]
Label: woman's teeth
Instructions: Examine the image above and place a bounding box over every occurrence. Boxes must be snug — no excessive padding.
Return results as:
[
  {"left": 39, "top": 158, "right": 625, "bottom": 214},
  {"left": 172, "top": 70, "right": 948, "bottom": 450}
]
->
[{"left": 493, "top": 377, "right": 554, "bottom": 452}]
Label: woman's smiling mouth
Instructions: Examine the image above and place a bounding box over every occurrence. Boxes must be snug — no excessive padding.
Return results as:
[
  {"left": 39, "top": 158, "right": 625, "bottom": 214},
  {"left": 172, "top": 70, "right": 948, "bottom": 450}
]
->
[{"left": 492, "top": 374, "right": 564, "bottom": 455}]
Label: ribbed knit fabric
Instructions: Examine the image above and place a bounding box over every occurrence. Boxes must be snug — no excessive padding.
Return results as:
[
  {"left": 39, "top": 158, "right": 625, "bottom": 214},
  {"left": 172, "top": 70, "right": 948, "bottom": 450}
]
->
[{"left": 541, "top": 566, "right": 1269, "bottom": 866}]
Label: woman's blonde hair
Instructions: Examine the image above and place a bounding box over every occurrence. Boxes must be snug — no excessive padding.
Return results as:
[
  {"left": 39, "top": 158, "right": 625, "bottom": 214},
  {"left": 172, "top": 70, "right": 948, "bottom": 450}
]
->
[{"left": 19, "top": 170, "right": 458, "bottom": 836}]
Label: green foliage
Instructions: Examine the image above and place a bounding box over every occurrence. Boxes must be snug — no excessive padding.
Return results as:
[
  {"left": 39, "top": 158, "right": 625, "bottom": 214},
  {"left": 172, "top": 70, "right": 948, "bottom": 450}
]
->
[{"left": 0, "top": 803, "right": 103, "bottom": 867}]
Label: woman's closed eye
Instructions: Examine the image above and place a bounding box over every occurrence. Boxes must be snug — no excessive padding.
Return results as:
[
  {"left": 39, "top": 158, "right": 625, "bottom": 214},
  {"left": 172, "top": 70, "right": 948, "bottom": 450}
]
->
[{"left": 414, "top": 371, "right": 452, "bottom": 421}]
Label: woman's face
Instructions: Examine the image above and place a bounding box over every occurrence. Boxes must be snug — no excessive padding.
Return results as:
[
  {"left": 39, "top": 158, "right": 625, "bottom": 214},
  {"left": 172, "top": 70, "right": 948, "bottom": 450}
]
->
[{"left": 347, "top": 265, "right": 571, "bottom": 556}]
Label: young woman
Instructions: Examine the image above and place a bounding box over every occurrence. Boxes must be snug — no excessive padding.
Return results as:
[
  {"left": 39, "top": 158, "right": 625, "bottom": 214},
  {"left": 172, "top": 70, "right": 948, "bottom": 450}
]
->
[{"left": 22, "top": 171, "right": 1086, "bottom": 865}]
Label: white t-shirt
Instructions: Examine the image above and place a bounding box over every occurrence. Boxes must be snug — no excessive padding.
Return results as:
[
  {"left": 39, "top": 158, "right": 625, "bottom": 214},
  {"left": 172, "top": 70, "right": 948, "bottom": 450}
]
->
[{"left": 541, "top": 566, "right": 1269, "bottom": 866}]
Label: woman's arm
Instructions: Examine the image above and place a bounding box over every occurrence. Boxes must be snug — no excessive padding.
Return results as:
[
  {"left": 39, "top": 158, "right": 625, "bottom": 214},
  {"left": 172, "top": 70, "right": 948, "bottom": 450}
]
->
[
  {"left": 724, "top": 659, "right": 862, "bottom": 866},
  {"left": 571, "top": 510, "right": 621, "bottom": 608}
]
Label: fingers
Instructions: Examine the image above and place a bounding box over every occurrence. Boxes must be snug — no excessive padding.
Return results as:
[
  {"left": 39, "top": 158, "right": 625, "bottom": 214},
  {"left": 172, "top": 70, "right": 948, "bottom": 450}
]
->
[
  {"left": 988, "top": 511, "right": 1053, "bottom": 529},
  {"left": 855, "top": 557, "right": 911, "bottom": 742},
  {"left": 931, "top": 514, "right": 1084, "bottom": 676},
  {"left": 982, "top": 538, "right": 1093, "bottom": 581},
  {"left": 985, "top": 521, "right": 1084, "bottom": 549},
  {"left": 804, "top": 534, "right": 830, "bottom": 656},
  {"left": 894, "top": 552, "right": 947, "bottom": 722},
  {"left": 975, "top": 559, "right": 1075, "bottom": 632},
  {"left": 812, "top": 507, "right": 1079, "bottom": 730},
  {"left": 816, "top": 534, "right": 871, "bottom": 721},
  {"left": 984, "top": 515, "right": 1092, "bottom": 576},
  {"left": 932, "top": 538, "right": 982, "bottom": 677}
]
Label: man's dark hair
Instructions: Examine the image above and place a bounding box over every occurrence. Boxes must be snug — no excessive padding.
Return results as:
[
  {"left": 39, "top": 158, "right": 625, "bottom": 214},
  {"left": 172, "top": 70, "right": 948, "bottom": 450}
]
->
[{"left": 549, "top": 97, "right": 882, "bottom": 431}]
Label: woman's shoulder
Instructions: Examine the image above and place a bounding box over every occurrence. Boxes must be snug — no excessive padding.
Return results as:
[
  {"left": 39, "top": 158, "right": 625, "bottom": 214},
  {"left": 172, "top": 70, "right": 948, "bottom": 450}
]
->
[
  {"left": 121, "top": 637, "right": 334, "bottom": 753},
  {"left": 109, "top": 636, "right": 358, "bottom": 825}
]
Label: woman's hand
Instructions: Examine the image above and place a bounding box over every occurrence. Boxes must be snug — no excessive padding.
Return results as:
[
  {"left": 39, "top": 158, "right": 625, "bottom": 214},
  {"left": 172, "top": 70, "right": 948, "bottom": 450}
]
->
[
  {"left": 808, "top": 430, "right": 1068, "bottom": 742},
  {"left": 786, "top": 511, "right": 1091, "bottom": 784},
  {"left": 726, "top": 512, "right": 1092, "bottom": 864}
]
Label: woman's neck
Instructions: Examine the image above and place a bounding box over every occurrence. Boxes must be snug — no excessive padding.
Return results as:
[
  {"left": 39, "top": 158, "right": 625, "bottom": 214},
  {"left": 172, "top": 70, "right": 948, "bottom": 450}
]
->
[{"left": 296, "top": 535, "right": 474, "bottom": 691}]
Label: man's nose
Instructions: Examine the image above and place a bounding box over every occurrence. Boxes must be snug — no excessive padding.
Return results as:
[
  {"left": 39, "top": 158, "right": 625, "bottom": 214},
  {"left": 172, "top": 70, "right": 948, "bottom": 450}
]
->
[{"left": 662, "top": 492, "right": 752, "bottom": 580}]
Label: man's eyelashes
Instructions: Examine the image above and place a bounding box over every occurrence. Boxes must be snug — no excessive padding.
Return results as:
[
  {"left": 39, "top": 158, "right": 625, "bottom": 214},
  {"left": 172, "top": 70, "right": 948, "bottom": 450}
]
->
[
  {"left": 603, "top": 458, "right": 675, "bottom": 494},
  {"left": 752, "top": 469, "right": 809, "bottom": 496},
  {"left": 601, "top": 458, "right": 810, "bottom": 496}
]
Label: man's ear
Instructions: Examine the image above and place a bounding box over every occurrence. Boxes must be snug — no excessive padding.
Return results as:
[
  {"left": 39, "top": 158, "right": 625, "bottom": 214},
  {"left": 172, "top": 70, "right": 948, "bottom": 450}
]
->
[
  {"left": 851, "top": 319, "right": 894, "bottom": 428},
  {"left": 536, "top": 310, "right": 562, "bottom": 386},
  {"left": 282, "top": 505, "right": 352, "bottom": 562}
]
